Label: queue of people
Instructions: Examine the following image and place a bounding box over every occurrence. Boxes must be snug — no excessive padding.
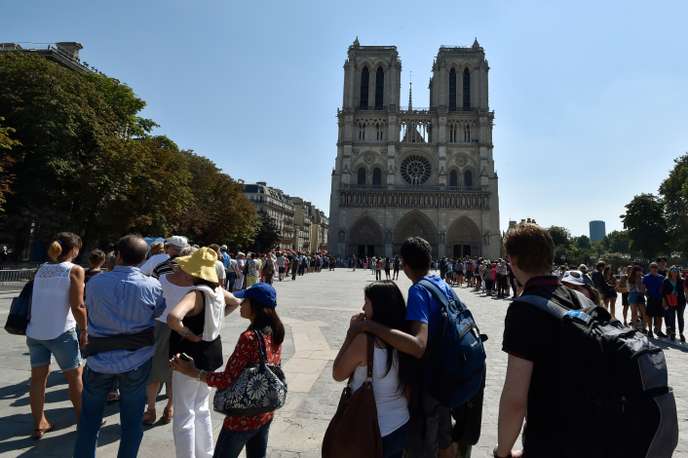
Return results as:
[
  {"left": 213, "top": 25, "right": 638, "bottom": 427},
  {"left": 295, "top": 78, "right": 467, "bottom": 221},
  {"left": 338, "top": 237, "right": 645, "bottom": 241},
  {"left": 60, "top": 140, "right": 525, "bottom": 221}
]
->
[
  {"left": 21, "top": 232, "right": 286, "bottom": 458},
  {"left": 15, "top": 227, "right": 683, "bottom": 458}
]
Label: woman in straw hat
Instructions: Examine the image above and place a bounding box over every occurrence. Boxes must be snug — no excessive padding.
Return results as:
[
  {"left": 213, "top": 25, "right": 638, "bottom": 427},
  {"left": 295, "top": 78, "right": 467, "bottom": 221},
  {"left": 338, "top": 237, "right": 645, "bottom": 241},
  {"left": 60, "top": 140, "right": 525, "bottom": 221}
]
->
[
  {"left": 166, "top": 247, "right": 243, "bottom": 458},
  {"left": 171, "top": 281, "right": 284, "bottom": 458}
]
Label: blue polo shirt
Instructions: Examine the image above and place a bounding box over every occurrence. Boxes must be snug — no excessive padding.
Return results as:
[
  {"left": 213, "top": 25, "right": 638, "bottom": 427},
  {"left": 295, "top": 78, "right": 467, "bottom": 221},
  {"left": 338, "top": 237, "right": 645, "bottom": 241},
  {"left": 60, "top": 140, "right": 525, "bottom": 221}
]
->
[{"left": 642, "top": 273, "right": 665, "bottom": 299}]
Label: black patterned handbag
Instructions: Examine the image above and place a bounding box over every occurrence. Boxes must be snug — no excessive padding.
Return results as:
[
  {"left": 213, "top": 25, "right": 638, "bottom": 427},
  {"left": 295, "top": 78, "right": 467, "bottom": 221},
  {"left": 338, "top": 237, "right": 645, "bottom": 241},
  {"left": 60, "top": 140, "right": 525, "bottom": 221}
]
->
[{"left": 213, "top": 330, "right": 287, "bottom": 416}]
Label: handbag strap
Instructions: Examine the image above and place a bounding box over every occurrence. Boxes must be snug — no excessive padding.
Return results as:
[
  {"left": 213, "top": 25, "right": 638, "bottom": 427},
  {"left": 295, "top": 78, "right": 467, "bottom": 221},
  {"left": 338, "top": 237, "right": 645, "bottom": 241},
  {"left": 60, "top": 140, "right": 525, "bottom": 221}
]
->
[
  {"left": 365, "top": 333, "right": 374, "bottom": 382},
  {"left": 253, "top": 329, "right": 267, "bottom": 363}
]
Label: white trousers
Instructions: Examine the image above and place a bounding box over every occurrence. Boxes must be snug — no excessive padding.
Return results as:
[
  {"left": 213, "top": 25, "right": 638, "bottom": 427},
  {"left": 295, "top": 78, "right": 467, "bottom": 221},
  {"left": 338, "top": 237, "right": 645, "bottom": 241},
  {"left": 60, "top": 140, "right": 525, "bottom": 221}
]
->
[{"left": 172, "top": 371, "right": 214, "bottom": 458}]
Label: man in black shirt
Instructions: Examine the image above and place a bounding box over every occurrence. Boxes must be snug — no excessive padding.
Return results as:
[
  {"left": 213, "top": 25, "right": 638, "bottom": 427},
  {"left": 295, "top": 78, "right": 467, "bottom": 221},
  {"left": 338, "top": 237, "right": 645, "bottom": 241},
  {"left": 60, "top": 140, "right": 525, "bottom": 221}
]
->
[{"left": 495, "top": 223, "right": 582, "bottom": 458}]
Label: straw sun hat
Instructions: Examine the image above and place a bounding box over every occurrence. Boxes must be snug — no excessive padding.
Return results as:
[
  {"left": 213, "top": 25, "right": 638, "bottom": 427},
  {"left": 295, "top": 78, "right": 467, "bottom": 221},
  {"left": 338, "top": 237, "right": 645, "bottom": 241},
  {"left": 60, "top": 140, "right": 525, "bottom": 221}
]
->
[{"left": 175, "top": 246, "right": 219, "bottom": 284}]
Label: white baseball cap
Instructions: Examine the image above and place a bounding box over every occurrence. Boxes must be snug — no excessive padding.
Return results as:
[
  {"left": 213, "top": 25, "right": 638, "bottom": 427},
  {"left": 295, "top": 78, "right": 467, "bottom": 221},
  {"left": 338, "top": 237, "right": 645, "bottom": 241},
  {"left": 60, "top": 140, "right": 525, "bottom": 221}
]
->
[
  {"left": 562, "top": 270, "right": 587, "bottom": 287},
  {"left": 165, "top": 235, "right": 189, "bottom": 249}
]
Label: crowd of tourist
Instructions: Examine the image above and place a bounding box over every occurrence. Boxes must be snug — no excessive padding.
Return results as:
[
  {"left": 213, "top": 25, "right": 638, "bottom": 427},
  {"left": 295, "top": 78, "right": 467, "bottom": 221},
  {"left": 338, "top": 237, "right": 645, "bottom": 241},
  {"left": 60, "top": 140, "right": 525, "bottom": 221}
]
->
[
  {"left": 24, "top": 232, "right": 291, "bottom": 457},
  {"left": 14, "top": 225, "right": 684, "bottom": 457}
]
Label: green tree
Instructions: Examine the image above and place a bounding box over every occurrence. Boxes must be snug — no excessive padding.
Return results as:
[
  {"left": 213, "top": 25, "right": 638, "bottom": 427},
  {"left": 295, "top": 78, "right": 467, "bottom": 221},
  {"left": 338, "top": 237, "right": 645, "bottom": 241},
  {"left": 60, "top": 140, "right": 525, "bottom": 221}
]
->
[
  {"left": 621, "top": 193, "right": 668, "bottom": 260},
  {"left": 547, "top": 226, "right": 571, "bottom": 247},
  {"left": 659, "top": 153, "right": 688, "bottom": 257},
  {"left": 252, "top": 210, "right": 281, "bottom": 253},
  {"left": 0, "top": 52, "right": 156, "bottom": 251},
  {"left": 177, "top": 152, "right": 256, "bottom": 247},
  {"left": 604, "top": 230, "right": 631, "bottom": 254},
  {"left": 0, "top": 116, "right": 20, "bottom": 213}
]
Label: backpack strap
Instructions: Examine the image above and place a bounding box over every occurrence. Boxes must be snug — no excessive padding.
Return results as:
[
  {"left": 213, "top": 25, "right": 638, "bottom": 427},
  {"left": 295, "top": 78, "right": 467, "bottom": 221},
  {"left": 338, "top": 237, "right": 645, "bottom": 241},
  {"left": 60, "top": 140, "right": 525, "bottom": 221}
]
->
[
  {"left": 418, "top": 278, "right": 463, "bottom": 313},
  {"left": 516, "top": 289, "right": 597, "bottom": 320}
]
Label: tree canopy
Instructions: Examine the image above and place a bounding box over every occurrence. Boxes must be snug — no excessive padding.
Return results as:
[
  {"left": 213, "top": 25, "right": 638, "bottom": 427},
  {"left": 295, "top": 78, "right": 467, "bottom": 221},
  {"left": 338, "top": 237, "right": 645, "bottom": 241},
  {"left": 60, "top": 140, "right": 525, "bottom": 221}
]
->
[
  {"left": 659, "top": 153, "right": 688, "bottom": 258},
  {"left": 0, "top": 52, "right": 256, "bottom": 256},
  {"left": 621, "top": 193, "right": 668, "bottom": 260}
]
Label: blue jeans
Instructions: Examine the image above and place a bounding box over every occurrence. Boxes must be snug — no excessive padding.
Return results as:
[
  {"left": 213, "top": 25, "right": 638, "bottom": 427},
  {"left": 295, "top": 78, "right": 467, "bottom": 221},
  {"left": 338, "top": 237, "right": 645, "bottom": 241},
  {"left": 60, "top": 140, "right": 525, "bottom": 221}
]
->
[
  {"left": 74, "top": 360, "right": 152, "bottom": 458},
  {"left": 383, "top": 421, "right": 409, "bottom": 458},
  {"left": 213, "top": 422, "right": 271, "bottom": 458}
]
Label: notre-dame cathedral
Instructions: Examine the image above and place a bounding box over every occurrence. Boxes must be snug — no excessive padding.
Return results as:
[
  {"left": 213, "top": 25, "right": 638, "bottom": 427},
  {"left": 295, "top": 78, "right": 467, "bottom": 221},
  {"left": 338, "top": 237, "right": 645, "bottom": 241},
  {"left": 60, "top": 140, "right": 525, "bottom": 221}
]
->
[{"left": 328, "top": 38, "right": 501, "bottom": 260}]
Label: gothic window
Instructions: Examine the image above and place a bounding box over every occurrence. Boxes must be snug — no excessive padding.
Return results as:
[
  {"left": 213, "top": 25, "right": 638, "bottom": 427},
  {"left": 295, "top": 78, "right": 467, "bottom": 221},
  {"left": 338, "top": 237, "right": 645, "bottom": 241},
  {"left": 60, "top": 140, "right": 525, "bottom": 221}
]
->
[
  {"left": 376, "top": 123, "right": 384, "bottom": 141},
  {"left": 357, "top": 167, "right": 366, "bottom": 185},
  {"left": 358, "top": 122, "right": 366, "bottom": 141},
  {"left": 449, "top": 68, "right": 457, "bottom": 111},
  {"left": 375, "top": 66, "right": 384, "bottom": 110},
  {"left": 372, "top": 167, "right": 382, "bottom": 186},
  {"left": 400, "top": 155, "right": 432, "bottom": 186},
  {"left": 360, "top": 67, "right": 369, "bottom": 109},
  {"left": 463, "top": 123, "right": 471, "bottom": 143},
  {"left": 463, "top": 68, "right": 471, "bottom": 109},
  {"left": 449, "top": 170, "right": 458, "bottom": 187},
  {"left": 449, "top": 123, "right": 457, "bottom": 143},
  {"left": 464, "top": 169, "right": 473, "bottom": 188}
]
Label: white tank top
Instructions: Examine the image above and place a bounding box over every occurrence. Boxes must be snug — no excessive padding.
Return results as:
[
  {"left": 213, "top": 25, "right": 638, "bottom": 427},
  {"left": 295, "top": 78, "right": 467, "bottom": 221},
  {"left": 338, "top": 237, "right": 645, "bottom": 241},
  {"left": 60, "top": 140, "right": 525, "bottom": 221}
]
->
[
  {"left": 350, "top": 345, "right": 410, "bottom": 437},
  {"left": 195, "top": 285, "right": 225, "bottom": 341},
  {"left": 27, "top": 261, "right": 77, "bottom": 340}
]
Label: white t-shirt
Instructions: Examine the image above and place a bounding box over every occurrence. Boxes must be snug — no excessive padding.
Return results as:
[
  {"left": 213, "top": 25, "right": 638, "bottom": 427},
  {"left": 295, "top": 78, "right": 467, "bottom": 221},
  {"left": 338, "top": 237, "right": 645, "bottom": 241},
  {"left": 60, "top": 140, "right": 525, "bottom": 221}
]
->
[
  {"left": 139, "top": 253, "right": 170, "bottom": 276},
  {"left": 27, "top": 262, "right": 77, "bottom": 340},
  {"left": 159, "top": 274, "right": 193, "bottom": 324},
  {"left": 351, "top": 346, "right": 409, "bottom": 437},
  {"left": 215, "top": 260, "right": 226, "bottom": 285}
]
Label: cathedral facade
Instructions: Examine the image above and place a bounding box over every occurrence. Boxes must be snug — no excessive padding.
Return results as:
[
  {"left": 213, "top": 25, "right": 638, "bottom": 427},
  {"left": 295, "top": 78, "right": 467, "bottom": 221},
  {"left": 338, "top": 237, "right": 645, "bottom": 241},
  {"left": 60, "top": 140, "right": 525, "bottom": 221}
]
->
[{"left": 328, "top": 39, "right": 501, "bottom": 260}]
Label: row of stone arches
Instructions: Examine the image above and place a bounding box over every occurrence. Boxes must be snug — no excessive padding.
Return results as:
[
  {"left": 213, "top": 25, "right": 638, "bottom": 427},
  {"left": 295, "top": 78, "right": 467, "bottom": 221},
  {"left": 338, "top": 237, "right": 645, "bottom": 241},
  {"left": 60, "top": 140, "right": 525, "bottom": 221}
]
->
[{"left": 346, "top": 211, "right": 481, "bottom": 258}]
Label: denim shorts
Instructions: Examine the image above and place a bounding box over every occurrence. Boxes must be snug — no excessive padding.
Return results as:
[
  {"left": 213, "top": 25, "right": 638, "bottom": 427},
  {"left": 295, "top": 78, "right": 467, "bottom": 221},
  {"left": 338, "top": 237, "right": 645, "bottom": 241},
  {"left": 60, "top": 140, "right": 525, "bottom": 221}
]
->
[{"left": 26, "top": 328, "right": 81, "bottom": 370}]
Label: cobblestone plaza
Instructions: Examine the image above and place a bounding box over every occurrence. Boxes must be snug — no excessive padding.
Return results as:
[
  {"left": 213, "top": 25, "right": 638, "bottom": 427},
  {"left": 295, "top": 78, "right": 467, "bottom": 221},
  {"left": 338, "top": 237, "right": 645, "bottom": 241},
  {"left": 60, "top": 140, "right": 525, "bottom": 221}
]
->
[{"left": 0, "top": 270, "right": 686, "bottom": 457}]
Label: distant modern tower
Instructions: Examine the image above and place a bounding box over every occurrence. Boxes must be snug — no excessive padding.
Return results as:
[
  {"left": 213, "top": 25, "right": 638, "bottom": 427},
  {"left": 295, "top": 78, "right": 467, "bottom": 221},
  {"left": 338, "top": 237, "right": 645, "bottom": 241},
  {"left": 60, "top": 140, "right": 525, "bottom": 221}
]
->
[{"left": 589, "top": 220, "right": 606, "bottom": 242}]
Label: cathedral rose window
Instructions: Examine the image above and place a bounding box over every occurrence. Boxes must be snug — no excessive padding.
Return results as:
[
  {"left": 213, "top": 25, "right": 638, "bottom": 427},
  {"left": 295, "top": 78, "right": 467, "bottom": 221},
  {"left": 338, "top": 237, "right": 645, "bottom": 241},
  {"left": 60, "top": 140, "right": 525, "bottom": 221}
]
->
[{"left": 401, "top": 155, "right": 432, "bottom": 185}]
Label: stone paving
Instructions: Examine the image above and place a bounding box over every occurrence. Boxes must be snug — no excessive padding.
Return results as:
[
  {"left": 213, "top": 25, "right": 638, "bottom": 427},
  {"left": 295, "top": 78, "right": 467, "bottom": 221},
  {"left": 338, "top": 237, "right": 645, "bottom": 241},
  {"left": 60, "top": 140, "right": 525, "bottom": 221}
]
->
[{"left": 0, "top": 270, "right": 686, "bottom": 457}]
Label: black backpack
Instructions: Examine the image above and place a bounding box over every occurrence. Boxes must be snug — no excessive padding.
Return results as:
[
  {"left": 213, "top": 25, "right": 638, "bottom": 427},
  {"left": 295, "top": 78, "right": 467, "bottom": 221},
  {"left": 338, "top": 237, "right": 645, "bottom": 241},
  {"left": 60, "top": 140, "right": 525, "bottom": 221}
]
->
[
  {"left": 517, "top": 292, "right": 678, "bottom": 458},
  {"left": 4, "top": 280, "right": 34, "bottom": 335},
  {"left": 418, "top": 279, "right": 487, "bottom": 409}
]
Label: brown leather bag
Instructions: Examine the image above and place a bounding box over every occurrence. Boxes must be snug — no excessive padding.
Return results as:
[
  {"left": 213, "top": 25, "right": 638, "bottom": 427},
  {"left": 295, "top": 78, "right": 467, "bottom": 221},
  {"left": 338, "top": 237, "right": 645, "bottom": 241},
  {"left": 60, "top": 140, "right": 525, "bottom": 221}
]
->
[{"left": 322, "top": 334, "right": 382, "bottom": 458}]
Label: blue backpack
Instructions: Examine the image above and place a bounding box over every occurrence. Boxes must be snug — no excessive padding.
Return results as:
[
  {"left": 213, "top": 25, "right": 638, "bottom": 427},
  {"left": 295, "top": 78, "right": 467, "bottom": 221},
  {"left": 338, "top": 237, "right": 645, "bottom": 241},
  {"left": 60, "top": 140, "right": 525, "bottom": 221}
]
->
[{"left": 418, "top": 279, "right": 487, "bottom": 408}]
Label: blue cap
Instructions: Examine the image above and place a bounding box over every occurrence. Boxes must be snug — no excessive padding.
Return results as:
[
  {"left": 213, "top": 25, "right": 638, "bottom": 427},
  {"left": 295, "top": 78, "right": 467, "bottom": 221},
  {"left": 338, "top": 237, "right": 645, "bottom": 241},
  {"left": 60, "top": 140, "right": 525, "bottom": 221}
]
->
[{"left": 234, "top": 282, "right": 277, "bottom": 308}]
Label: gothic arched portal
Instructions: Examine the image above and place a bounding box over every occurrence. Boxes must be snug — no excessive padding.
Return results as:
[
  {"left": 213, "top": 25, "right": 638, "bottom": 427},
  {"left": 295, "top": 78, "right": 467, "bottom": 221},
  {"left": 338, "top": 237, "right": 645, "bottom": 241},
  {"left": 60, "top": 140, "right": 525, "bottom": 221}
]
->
[
  {"left": 446, "top": 216, "right": 481, "bottom": 258},
  {"left": 393, "top": 210, "right": 438, "bottom": 257},
  {"left": 348, "top": 216, "right": 384, "bottom": 258}
]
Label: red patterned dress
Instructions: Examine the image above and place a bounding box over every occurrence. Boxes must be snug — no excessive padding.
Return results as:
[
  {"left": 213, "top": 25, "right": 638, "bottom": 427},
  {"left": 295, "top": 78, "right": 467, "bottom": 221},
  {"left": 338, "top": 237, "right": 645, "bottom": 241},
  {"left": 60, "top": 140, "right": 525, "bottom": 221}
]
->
[{"left": 206, "top": 329, "right": 282, "bottom": 431}]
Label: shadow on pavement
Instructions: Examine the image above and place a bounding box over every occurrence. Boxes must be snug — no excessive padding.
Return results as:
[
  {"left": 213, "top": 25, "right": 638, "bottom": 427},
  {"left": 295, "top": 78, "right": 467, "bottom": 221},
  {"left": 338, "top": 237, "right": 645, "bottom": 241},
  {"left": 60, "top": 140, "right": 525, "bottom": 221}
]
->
[{"left": 652, "top": 339, "right": 688, "bottom": 354}]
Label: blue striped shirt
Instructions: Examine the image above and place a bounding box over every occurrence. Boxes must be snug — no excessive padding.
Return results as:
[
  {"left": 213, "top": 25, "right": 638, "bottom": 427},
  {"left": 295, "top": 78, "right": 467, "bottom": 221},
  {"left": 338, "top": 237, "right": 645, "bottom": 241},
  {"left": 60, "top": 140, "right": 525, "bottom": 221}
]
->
[{"left": 85, "top": 266, "right": 166, "bottom": 374}]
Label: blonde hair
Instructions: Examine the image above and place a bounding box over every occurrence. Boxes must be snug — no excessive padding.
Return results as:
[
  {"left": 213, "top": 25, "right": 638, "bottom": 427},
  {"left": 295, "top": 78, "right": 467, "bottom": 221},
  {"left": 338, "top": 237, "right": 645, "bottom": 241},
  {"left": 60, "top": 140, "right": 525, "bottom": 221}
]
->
[{"left": 47, "top": 232, "right": 82, "bottom": 262}]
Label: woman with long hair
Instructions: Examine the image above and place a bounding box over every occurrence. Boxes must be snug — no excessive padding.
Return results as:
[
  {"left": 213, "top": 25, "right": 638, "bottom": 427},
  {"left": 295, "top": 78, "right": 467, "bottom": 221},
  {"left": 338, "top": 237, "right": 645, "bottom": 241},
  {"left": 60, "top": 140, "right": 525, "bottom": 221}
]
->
[
  {"left": 26, "top": 232, "right": 87, "bottom": 439},
  {"left": 662, "top": 267, "right": 686, "bottom": 342},
  {"left": 628, "top": 266, "right": 648, "bottom": 332},
  {"left": 332, "top": 280, "right": 412, "bottom": 458},
  {"left": 602, "top": 266, "right": 618, "bottom": 319},
  {"left": 166, "top": 247, "right": 243, "bottom": 458},
  {"left": 171, "top": 282, "right": 284, "bottom": 458}
]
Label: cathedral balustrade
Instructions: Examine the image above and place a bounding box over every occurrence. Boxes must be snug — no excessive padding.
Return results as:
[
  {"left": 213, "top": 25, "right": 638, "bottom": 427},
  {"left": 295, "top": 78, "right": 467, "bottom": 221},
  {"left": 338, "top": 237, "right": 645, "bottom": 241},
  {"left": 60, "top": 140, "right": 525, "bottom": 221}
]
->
[{"left": 338, "top": 189, "right": 490, "bottom": 209}]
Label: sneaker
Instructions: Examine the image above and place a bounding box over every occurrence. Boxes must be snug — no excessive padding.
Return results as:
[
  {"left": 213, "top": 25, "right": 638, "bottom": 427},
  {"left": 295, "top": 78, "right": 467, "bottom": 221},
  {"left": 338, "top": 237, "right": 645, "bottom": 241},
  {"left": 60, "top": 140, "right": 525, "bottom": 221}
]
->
[{"left": 681, "top": 334, "right": 686, "bottom": 343}]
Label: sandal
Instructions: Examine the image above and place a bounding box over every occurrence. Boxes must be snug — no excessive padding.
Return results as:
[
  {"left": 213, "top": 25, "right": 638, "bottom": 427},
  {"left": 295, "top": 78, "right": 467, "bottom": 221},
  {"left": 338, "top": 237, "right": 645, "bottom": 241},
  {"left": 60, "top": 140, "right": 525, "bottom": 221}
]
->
[
  {"left": 142, "top": 409, "right": 156, "bottom": 426},
  {"left": 32, "top": 422, "right": 54, "bottom": 440},
  {"left": 160, "top": 407, "right": 173, "bottom": 424}
]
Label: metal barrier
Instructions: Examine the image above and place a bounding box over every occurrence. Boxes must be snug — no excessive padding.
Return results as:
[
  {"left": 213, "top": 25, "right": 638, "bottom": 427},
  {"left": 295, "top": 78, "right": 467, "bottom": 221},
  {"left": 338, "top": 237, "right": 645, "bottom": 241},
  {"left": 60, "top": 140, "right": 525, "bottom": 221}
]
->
[{"left": 0, "top": 268, "right": 37, "bottom": 292}]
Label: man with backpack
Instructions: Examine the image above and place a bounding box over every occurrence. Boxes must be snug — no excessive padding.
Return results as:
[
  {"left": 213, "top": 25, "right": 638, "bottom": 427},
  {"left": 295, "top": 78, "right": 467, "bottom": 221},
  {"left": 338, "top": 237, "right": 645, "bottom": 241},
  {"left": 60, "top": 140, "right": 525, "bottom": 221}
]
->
[
  {"left": 351, "top": 237, "right": 484, "bottom": 458},
  {"left": 495, "top": 224, "right": 677, "bottom": 458}
]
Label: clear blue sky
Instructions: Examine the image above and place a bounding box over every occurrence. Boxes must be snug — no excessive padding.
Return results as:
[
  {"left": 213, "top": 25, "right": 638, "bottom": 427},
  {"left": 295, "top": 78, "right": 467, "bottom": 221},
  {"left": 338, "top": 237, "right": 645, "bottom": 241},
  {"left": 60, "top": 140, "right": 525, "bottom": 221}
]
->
[{"left": 3, "top": 1, "right": 687, "bottom": 236}]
